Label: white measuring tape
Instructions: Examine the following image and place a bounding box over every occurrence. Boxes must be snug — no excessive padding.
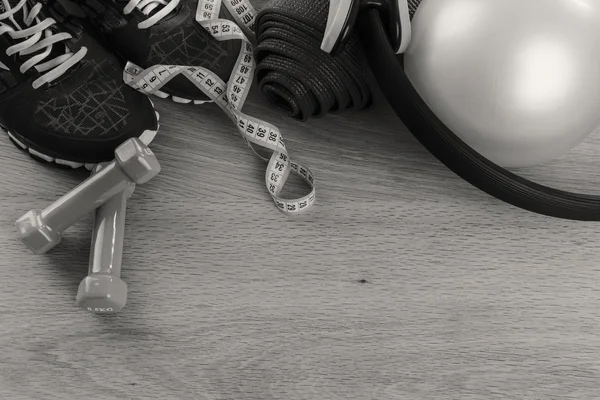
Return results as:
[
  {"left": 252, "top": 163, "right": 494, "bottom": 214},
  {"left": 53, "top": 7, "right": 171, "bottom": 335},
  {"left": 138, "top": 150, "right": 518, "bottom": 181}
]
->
[{"left": 123, "top": 0, "right": 316, "bottom": 214}]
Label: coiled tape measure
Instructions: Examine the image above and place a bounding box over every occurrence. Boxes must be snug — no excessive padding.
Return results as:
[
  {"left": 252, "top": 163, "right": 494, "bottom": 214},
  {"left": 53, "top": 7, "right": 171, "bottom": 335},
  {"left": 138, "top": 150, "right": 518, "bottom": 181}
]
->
[{"left": 124, "top": 0, "right": 316, "bottom": 215}]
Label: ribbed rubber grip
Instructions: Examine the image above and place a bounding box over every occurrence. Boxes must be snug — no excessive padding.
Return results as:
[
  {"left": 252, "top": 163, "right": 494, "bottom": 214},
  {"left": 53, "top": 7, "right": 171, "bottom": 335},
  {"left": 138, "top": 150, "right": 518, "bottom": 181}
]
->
[{"left": 254, "top": 0, "right": 373, "bottom": 121}]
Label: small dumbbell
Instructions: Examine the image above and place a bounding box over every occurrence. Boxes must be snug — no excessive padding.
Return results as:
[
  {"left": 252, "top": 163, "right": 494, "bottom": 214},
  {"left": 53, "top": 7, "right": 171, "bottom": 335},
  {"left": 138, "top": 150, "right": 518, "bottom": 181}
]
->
[
  {"left": 16, "top": 138, "right": 160, "bottom": 254},
  {"left": 76, "top": 164, "right": 134, "bottom": 314}
]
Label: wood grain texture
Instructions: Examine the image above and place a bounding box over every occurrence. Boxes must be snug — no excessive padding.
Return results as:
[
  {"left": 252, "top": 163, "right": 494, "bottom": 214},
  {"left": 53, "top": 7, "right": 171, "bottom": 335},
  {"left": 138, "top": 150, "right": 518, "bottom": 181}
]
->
[{"left": 2, "top": 2, "right": 600, "bottom": 397}]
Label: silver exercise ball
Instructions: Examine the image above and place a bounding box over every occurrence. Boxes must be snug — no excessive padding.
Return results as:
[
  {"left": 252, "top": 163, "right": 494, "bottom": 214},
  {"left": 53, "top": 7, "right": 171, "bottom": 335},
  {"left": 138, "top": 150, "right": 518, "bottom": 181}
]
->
[{"left": 404, "top": 0, "right": 600, "bottom": 167}]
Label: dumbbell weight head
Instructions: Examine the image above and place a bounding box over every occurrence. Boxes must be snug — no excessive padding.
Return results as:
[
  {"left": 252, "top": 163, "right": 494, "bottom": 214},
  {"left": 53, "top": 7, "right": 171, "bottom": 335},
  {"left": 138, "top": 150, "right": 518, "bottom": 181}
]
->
[
  {"left": 115, "top": 138, "right": 161, "bottom": 185},
  {"left": 15, "top": 210, "right": 61, "bottom": 255},
  {"left": 76, "top": 275, "right": 128, "bottom": 314}
]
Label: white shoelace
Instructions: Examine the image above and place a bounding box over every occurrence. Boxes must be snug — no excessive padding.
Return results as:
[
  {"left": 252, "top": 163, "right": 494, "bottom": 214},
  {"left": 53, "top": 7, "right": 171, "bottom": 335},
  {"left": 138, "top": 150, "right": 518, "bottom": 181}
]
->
[
  {"left": 124, "top": 0, "right": 180, "bottom": 29},
  {"left": 0, "top": 0, "right": 86, "bottom": 89}
]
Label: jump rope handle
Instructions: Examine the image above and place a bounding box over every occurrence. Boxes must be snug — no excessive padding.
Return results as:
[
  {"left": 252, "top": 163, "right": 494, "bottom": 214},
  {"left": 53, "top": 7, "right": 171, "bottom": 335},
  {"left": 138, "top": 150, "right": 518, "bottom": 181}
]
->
[{"left": 321, "top": 0, "right": 412, "bottom": 55}]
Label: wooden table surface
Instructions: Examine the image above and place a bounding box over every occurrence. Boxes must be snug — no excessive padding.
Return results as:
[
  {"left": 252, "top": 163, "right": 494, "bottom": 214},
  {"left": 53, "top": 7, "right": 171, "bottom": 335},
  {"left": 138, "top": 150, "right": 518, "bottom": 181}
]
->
[{"left": 2, "top": 7, "right": 600, "bottom": 399}]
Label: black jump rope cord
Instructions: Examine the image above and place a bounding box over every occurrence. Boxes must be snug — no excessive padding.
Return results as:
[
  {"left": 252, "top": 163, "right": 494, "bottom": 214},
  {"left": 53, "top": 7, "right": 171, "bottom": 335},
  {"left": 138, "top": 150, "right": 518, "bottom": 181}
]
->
[{"left": 359, "top": 10, "right": 600, "bottom": 221}]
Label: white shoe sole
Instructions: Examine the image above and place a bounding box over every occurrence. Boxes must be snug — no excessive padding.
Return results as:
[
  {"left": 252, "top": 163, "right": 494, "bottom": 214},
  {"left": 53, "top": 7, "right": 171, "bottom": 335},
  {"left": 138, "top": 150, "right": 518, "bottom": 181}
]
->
[
  {"left": 149, "top": 87, "right": 212, "bottom": 105},
  {"left": 5, "top": 109, "right": 160, "bottom": 170}
]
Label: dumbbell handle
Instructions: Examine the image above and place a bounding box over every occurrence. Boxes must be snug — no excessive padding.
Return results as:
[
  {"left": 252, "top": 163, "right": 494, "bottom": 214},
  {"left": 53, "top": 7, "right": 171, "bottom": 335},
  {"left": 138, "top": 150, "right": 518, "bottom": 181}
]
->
[
  {"left": 41, "top": 162, "right": 133, "bottom": 233},
  {"left": 88, "top": 183, "right": 133, "bottom": 278}
]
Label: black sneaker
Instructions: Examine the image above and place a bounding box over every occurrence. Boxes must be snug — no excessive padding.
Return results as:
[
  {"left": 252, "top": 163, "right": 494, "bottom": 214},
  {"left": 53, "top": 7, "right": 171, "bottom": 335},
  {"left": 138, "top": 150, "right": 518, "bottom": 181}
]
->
[
  {"left": 0, "top": 0, "right": 159, "bottom": 168},
  {"left": 53, "top": 0, "right": 241, "bottom": 104}
]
